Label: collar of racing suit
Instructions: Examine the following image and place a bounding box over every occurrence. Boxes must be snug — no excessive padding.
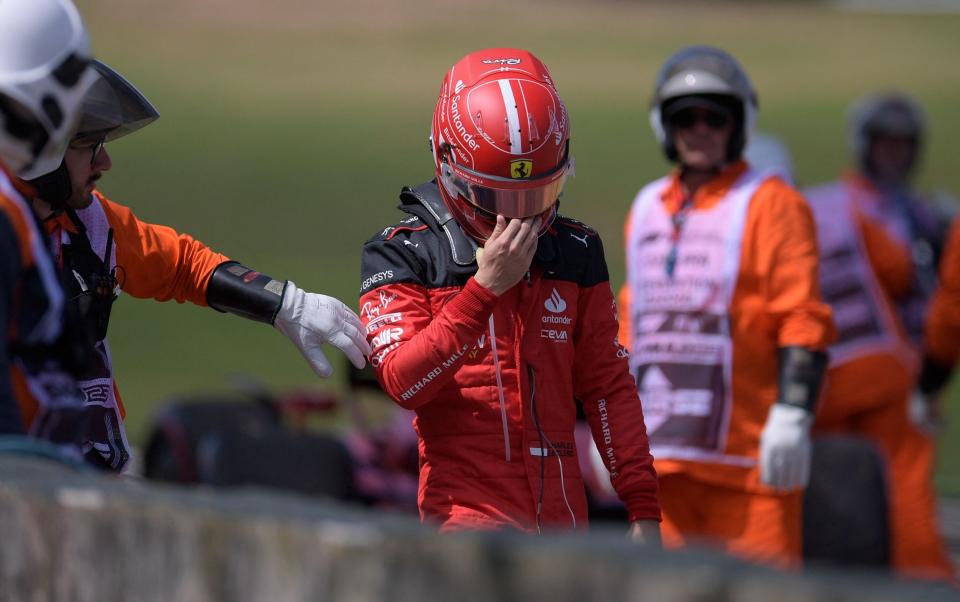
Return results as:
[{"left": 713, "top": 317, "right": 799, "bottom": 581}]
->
[{"left": 398, "top": 179, "right": 562, "bottom": 272}]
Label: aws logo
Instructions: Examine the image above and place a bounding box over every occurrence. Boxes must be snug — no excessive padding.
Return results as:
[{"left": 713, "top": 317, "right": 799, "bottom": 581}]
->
[{"left": 510, "top": 159, "right": 532, "bottom": 179}]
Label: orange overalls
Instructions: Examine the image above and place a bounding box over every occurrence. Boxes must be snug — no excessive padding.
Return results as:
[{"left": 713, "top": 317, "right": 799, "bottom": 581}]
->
[
  {"left": 24, "top": 189, "right": 228, "bottom": 469},
  {"left": 620, "top": 161, "right": 834, "bottom": 568},
  {"left": 805, "top": 179, "right": 954, "bottom": 581},
  {"left": 927, "top": 217, "right": 960, "bottom": 368}
]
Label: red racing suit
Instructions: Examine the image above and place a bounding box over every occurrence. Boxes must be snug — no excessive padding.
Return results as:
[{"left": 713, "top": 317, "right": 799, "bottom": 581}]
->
[{"left": 359, "top": 182, "right": 660, "bottom": 532}]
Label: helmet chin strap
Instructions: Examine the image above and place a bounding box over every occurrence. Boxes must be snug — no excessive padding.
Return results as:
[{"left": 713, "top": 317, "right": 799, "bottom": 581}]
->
[{"left": 25, "top": 158, "right": 72, "bottom": 213}]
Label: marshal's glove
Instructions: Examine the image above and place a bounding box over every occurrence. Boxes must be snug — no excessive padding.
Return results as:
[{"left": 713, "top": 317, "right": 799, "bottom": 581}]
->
[
  {"left": 759, "top": 403, "right": 813, "bottom": 491},
  {"left": 758, "top": 347, "right": 827, "bottom": 491},
  {"left": 273, "top": 281, "right": 371, "bottom": 378},
  {"left": 207, "top": 263, "right": 371, "bottom": 378}
]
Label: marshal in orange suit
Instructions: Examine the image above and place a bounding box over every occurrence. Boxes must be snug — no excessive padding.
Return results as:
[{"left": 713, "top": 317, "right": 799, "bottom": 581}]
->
[{"left": 619, "top": 46, "right": 834, "bottom": 569}]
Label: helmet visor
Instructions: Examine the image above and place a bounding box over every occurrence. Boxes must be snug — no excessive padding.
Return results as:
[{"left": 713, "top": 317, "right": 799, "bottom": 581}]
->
[
  {"left": 77, "top": 60, "right": 158, "bottom": 142},
  {"left": 438, "top": 156, "right": 571, "bottom": 219}
]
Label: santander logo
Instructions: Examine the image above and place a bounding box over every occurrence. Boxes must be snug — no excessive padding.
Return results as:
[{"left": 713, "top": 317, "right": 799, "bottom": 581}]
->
[{"left": 544, "top": 288, "right": 567, "bottom": 313}]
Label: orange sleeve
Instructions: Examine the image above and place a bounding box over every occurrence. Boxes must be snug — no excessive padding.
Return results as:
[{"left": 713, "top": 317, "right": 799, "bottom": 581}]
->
[
  {"left": 741, "top": 179, "right": 836, "bottom": 350},
  {"left": 96, "top": 193, "right": 229, "bottom": 305},
  {"left": 857, "top": 210, "right": 914, "bottom": 300},
  {"left": 926, "top": 217, "right": 960, "bottom": 366}
]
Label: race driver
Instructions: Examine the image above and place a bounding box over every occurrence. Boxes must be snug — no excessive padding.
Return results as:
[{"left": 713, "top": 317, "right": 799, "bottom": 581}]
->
[
  {"left": 619, "top": 46, "right": 835, "bottom": 567},
  {"left": 22, "top": 60, "right": 371, "bottom": 471},
  {"left": 359, "top": 48, "right": 661, "bottom": 539}
]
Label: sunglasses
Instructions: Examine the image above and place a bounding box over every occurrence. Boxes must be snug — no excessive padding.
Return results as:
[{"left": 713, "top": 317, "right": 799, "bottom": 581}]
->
[{"left": 668, "top": 108, "right": 731, "bottom": 131}]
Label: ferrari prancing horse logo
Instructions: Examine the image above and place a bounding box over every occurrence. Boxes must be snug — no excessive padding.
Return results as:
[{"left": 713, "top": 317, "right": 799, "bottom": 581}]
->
[{"left": 510, "top": 159, "right": 533, "bottom": 179}]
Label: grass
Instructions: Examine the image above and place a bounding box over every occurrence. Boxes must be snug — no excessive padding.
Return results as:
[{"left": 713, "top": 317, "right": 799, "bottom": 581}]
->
[{"left": 74, "top": 0, "right": 960, "bottom": 492}]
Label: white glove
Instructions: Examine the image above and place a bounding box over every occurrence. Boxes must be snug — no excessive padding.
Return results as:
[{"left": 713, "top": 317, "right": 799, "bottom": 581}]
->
[
  {"left": 273, "top": 281, "right": 371, "bottom": 378},
  {"left": 759, "top": 404, "right": 813, "bottom": 491},
  {"left": 908, "top": 391, "right": 944, "bottom": 437}
]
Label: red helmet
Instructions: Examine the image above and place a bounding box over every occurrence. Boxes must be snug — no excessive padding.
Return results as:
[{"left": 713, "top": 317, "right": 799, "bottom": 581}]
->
[{"left": 431, "top": 48, "right": 572, "bottom": 243}]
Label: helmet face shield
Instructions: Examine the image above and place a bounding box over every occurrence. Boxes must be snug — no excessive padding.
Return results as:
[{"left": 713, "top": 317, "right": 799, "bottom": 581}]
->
[
  {"left": 77, "top": 60, "right": 159, "bottom": 143},
  {"left": 438, "top": 154, "right": 570, "bottom": 220}
]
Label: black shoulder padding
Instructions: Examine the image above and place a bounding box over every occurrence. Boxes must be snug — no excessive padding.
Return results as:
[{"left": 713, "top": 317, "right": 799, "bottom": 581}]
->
[{"left": 399, "top": 181, "right": 477, "bottom": 267}]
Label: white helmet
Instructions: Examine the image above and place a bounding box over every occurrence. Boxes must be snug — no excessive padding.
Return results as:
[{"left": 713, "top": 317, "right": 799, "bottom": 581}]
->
[{"left": 0, "top": 0, "right": 97, "bottom": 177}]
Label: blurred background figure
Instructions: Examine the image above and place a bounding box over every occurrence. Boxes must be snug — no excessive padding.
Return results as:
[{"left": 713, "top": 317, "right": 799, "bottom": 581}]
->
[
  {"left": 20, "top": 59, "right": 370, "bottom": 471},
  {"left": 620, "top": 45, "right": 834, "bottom": 568},
  {"left": 846, "top": 94, "right": 953, "bottom": 346},
  {"left": 803, "top": 92, "right": 955, "bottom": 581},
  {"left": 743, "top": 132, "right": 795, "bottom": 185},
  {"left": 0, "top": 0, "right": 97, "bottom": 451},
  {"left": 926, "top": 216, "right": 960, "bottom": 401}
]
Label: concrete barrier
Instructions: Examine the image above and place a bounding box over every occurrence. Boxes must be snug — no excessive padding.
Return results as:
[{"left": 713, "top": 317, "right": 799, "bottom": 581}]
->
[{"left": 0, "top": 456, "right": 954, "bottom": 602}]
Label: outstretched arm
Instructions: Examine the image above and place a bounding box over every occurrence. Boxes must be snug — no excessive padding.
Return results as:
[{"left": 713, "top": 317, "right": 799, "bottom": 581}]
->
[{"left": 101, "top": 194, "right": 369, "bottom": 377}]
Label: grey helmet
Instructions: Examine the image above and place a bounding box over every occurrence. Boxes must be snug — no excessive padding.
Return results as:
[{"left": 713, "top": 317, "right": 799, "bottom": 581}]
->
[
  {"left": 28, "top": 60, "right": 158, "bottom": 207},
  {"left": 848, "top": 92, "right": 924, "bottom": 177},
  {"left": 649, "top": 46, "right": 758, "bottom": 163}
]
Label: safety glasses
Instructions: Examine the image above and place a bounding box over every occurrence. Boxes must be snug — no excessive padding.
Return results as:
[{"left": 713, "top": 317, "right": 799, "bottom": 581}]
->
[{"left": 69, "top": 134, "right": 106, "bottom": 166}]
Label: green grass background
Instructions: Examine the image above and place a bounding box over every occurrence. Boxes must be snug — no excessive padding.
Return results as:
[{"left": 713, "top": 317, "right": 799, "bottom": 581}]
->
[{"left": 75, "top": 0, "right": 960, "bottom": 491}]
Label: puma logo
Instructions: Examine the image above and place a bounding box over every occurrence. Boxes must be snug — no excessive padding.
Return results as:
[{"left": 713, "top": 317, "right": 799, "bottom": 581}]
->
[{"left": 570, "top": 232, "right": 589, "bottom": 248}]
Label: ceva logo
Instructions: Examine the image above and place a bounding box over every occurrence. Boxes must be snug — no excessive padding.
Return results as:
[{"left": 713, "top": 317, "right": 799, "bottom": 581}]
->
[{"left": 544, "top": 288, "right": 567, "bottom": 313}]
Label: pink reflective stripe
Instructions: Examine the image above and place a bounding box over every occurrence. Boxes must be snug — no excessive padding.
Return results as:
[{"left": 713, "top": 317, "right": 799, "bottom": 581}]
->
[{"left": 805, "top": 183, "right": 909, "bottom": 367}]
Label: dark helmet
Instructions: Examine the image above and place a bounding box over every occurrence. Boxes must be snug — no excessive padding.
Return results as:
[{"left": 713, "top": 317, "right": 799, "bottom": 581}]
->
[
  {"left": 848, "top": 92, "right": 924, "bottom": 178},
  {"left": 649, "top": 46, "right": 757, "bottom": 164},
  {"left": 28, "top": 59, "right": 159, "bottom": 208}
]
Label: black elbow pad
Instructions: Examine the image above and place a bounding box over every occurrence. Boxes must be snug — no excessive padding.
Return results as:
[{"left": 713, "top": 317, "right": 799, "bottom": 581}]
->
[
  {"left": 777, "top": 346, "right": 828, "bottom": 413},
  {"left": 206, "top": 261, "right": 286, "bottom": 324}
]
